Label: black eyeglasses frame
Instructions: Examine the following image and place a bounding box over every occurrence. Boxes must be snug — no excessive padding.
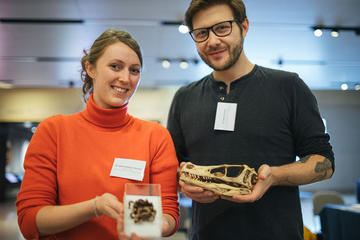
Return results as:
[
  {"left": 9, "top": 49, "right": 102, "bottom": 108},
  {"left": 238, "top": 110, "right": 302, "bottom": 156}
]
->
[{"left": 189, "top": 20, "right": 239, "bottom": 43}]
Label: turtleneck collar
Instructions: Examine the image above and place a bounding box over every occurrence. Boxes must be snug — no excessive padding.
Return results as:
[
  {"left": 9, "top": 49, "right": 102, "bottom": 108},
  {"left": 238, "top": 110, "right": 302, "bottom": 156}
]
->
[{"left": 81, "top": 94, "right": 131, "bottom": 128}]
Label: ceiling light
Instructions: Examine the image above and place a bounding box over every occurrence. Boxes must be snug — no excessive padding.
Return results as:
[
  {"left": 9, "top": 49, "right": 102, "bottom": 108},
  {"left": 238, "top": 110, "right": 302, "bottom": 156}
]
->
[
  {"left": 331, "top": 29, "right": 339, "bottom": 37},
  {"left": 314, "top": 28, "right": 323, "bottom": 37},
  {"left": 158, "top": 57, "right": 199, "bottom": 69},
  {"left": 340, "top": 83, "right": 348, "bottom": 91},
  {"left": 179, "top": 60, "right": 189, "bottom": 69},
  {"left": 178, "top": 24, "right": 189, "bottom": 34},
  {"left": 161, "top": 59, "right": 170, "bottom": 69},
  {"left": 311, "top": 25, "right": 360, "bottom": 37}
]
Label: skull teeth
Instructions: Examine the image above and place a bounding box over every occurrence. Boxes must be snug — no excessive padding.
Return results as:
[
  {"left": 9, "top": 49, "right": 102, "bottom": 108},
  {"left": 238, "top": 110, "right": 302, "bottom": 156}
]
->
[{"left": 182, "top": 171, "right": 246, "bottom": 188}]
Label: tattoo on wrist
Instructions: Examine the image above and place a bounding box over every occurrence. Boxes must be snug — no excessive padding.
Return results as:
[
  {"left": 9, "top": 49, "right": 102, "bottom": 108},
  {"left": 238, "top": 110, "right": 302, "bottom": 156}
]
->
[
  {"left": 315, "top": 158, "right": 332, "bottom": 173},
  {"left": 312, "top": 157, "right": 332, "bottom": 181}
]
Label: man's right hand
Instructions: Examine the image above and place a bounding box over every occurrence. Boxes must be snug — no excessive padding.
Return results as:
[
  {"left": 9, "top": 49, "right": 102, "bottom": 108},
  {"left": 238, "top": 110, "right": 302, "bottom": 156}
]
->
[{"left": 178, "top": 162, "right": 219, "bottom": 203}]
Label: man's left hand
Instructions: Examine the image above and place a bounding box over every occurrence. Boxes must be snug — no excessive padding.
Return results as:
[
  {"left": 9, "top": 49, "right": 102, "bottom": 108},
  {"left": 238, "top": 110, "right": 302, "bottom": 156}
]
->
[{"left": 220, "top": 164, "right": 273, "bottom": 203}]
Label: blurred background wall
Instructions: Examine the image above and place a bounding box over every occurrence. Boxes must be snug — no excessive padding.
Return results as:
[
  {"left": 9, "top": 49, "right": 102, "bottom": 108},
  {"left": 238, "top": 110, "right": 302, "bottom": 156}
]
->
[{"left": 0, "top": 88, "right": 359, "bottom": 195}]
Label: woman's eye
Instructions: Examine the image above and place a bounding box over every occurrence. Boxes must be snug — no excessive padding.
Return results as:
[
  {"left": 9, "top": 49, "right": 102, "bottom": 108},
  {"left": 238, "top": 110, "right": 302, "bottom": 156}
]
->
[
  {"left": 130, "top": 68, "right": 140, "bottom": 74},
  {"left": 110, "top": 64, "right": 120, "bottom": 70}
]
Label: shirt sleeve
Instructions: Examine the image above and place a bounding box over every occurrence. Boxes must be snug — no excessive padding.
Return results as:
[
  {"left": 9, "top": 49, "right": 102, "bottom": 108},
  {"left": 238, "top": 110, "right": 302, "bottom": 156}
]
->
[
  {"left": 16, "top": 116, "right": 60, "bottom": 239},
  {"left": 290, "top": 76, "right": 335, "bottom": 170},
  {"left": 167, "top": 87, "right": 190, "bottom": 163},
  {"left": 149, "top": 124, "right": 180, "bottom": 236}
]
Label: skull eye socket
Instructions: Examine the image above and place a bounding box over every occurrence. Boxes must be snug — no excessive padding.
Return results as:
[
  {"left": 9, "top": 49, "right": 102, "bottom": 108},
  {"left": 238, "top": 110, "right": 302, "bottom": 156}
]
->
[
  {"left": 226, "top": 166, "right": 244, "bottom": 177},
  {"left": 210, "top": 167, "right": 225, "bottom": 177},
  {"left": 186, "top": 164, "right": 195, "bottom": 169},
  {"left": 251, "top": 174, "right": 258, "bottom": 185}
]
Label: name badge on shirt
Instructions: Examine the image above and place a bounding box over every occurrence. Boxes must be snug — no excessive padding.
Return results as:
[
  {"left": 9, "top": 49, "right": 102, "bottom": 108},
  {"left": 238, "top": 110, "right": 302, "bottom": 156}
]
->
[
  {"left": 110, "top": 158, "right": 146, "bottom": 181},
  {"left": 214, "top": 102, "right": 237, "bottom": 131}
]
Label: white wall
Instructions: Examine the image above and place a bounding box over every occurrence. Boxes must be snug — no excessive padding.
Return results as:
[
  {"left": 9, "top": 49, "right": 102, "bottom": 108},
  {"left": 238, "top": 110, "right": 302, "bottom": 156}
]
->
[{"left": 127, "top": 86, "right": 179, "bottom": 126}]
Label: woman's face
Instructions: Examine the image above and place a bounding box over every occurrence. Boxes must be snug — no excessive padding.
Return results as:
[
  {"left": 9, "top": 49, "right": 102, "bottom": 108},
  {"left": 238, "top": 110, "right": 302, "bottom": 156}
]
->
[{"left": 86, "top": 41, "right": 141, "bottom": 109}]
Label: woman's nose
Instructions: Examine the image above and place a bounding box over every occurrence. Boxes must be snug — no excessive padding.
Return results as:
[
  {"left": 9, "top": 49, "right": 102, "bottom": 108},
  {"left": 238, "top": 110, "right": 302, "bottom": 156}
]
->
[{"left": 117, "top": 70, "right": 130, "bottom": 83}]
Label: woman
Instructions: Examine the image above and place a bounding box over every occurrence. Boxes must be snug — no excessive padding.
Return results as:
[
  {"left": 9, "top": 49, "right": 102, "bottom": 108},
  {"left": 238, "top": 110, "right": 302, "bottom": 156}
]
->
[{"left": 16, "top": 29, "right": 179, "bottom": 239}]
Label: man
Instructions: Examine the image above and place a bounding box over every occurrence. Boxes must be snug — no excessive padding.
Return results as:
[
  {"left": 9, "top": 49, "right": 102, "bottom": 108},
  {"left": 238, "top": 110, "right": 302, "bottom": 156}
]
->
[{"left": 167, "top": 0, "right": 334, "bottom": 239}]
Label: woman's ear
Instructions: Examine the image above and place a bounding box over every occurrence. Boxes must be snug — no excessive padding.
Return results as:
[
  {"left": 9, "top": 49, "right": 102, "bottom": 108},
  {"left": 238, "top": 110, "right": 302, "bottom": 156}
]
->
[{"left": 85, "top": 61, "right": 95, "bottom": 79}]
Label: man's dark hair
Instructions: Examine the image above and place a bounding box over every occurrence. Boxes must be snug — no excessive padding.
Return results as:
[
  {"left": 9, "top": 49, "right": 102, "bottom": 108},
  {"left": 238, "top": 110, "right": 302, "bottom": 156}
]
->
[{"left": 185, "top": 0, "right": 247, "bottom": 30}]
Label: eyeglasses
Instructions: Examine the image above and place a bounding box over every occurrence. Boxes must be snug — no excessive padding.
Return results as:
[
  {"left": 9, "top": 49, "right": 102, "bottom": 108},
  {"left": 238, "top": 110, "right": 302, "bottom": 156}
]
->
[{"left": 189, "top": 20, "right": 238, "bottom": 43}]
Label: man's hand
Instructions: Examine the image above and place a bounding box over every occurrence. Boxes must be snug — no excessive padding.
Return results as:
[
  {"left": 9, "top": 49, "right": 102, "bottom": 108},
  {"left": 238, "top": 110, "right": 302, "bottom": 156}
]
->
[
  {"left": 178, "top": 162, "right": 219, "bottom": 203},
  {"left": 221, "top": 164, "right": 273, "bottom": 203},
  {"left": 179, "top": 180, "right": 220, "bottom": 203}
]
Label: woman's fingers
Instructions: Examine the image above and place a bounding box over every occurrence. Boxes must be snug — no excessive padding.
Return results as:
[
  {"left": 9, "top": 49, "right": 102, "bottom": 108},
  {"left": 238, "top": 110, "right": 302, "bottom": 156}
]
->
[{"left": 97, "top": 193, "right": 123, "bottom": 219}]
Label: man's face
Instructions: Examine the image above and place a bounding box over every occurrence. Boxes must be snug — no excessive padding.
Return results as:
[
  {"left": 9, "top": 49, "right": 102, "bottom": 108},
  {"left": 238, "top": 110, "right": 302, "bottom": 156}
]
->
[{"left": 192, "top": 4, "right": 245, "bottom": 71}]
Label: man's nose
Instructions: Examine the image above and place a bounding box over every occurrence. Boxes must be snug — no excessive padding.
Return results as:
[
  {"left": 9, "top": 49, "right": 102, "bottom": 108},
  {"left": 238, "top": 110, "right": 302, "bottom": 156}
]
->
[{"left": 207, "top": 30, "right": 221, "bottom": 46}]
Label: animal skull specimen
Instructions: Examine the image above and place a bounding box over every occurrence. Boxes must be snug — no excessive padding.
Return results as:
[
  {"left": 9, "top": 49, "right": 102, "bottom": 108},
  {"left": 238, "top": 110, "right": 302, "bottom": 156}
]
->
[{"left": 180, "top": 162, "right": 258, "bottom": 196}]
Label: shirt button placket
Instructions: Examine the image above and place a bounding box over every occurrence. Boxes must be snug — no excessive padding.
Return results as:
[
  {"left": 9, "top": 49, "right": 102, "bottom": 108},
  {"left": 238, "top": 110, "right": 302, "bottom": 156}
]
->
[{"left": 218, "top": 85, "right": 225, "bottom": 101}]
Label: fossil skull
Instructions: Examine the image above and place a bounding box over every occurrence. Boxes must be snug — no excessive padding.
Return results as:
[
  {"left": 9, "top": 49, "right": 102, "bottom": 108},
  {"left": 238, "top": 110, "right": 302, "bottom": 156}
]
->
[{"left": 180, "top": 162, "right": 258, "bottom": 196}]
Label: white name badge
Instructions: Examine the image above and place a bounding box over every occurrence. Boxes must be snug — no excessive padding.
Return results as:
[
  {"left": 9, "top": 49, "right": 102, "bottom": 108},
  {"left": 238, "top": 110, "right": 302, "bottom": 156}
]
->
[
  {"left": 214, "top": 102, "right": 237, "bottom": 131},
  {"left": 110, "top": 158, "right": 146, "bottom": 181}
]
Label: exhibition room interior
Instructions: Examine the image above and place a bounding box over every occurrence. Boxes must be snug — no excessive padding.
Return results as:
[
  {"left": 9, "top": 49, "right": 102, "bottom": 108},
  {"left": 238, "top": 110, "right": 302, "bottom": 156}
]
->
[{"left": 0, "top": 0, "right": 359, "bottom": 239}]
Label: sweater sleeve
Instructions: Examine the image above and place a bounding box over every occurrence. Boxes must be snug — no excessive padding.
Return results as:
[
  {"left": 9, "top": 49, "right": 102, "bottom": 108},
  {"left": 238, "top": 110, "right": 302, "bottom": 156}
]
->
[
  {"left": 16, "top": 115, "right": 60, "bottom": 239},
  {"left": 149, "top": 124, "right": 179, "bottom": 236},
  {"left": 290, "top": 76, "right": 335, "bottom": 170}
]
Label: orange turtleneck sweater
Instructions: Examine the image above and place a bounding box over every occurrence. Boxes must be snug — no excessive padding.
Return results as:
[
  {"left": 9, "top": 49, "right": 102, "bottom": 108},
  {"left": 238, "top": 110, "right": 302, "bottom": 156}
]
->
[{"left": 16, "top": 95, "right": 179, "bottom": 239}]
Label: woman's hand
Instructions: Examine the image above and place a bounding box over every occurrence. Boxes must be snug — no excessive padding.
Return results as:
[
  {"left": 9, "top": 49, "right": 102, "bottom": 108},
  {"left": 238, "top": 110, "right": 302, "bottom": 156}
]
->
[
  {"left": 95, "top": 193, "right": 123, "bottom": 220},
  {"left": 161, "top": 213, "right": 176, "bottom": 237},
  {"left": 116, "top": 209, "right": 145, "bottom": 240},
  {"left": 117, "top": 207, "right": 176, "bottom": 239}
]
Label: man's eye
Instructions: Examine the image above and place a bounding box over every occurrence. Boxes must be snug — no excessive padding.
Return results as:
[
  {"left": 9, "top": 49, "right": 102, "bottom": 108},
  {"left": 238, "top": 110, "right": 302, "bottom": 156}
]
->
[
  {"left": 215, "top": 25, "right": 230, "bottom": 33},
  {"left": 195, "top": 30, "right": 207, "bottom": 37}
]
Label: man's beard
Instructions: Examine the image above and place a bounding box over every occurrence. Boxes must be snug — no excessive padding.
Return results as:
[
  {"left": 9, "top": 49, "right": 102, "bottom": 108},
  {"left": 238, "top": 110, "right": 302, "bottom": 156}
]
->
[{"left": 199, "top": 35, "right": 244, "bottom": 71}]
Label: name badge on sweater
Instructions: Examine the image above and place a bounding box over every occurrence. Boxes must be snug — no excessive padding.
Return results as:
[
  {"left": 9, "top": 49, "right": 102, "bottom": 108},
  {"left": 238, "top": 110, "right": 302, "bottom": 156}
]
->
[
  {"left": 214, "top": 102, "right": 237, "bottom": 131},
  {"left": 110, "top": 158, "right": 146, "bottom": 181}
]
